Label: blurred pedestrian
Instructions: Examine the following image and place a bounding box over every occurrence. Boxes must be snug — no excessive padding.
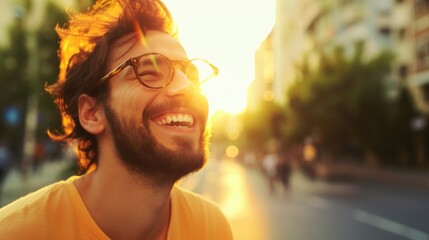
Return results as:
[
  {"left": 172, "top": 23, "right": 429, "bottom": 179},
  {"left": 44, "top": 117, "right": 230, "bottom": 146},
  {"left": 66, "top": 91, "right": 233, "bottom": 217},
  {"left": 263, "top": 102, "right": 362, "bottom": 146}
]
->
[
  {"left": 302, "top": 140, "right": 317, "bottom": 179},
  {"left": 0, "top": 1, "right": 232, "bottom": 239},
  {"left": 262, "top": 151, "right": 279, "bottom": 193},
  {"left": 277, "top": 149, "right": 291, "bottom": 190},
  {"left": 303, "top": 142, "right": 317, "bottom": 162}
]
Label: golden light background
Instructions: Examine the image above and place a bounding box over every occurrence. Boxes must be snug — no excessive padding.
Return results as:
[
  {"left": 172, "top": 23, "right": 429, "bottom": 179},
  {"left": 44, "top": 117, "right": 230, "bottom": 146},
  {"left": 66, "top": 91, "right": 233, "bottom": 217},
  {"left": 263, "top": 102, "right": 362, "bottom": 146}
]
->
[{"left": 163, "top": 0, "right": 276, "bottom": 115}]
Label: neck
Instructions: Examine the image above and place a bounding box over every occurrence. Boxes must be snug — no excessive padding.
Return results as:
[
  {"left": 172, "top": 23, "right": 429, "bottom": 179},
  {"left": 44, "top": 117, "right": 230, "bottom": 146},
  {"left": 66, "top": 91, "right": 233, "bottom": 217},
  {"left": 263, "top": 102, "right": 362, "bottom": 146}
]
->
[{"left": 74, "top": 158, "right": 174, "bottom": 240}]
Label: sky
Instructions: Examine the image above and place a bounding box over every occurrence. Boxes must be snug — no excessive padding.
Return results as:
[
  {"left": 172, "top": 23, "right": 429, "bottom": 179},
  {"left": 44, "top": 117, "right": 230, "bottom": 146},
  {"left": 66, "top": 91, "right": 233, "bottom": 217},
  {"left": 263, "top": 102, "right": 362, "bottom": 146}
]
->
[
  {"left": 0, "top": 0, "right": 276, "bottom": 115},
  {"left": 163, "top": 0, "right": 276, "bottom": 115}
]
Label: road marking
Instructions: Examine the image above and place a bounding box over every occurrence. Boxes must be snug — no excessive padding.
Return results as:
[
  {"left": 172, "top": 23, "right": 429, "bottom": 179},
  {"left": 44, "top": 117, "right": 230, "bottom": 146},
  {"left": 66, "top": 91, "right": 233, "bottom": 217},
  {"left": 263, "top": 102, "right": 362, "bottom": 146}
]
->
[{"left": 353, "top": 210, "right": 429, "bottom": 240}]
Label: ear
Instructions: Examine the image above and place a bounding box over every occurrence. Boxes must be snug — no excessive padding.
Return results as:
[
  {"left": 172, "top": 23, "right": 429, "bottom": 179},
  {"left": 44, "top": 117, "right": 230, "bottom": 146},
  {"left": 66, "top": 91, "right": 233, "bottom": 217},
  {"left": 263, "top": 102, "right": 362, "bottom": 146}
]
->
[{"left": 78, "top": 94, "right": 106, "bottom": 135}]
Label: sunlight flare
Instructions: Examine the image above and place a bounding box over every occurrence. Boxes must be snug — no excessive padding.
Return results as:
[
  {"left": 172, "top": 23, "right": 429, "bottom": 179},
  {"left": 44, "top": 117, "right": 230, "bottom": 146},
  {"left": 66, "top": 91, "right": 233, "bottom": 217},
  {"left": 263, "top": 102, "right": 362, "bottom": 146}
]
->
[{"left": 163, "top": 0, "right": 275, "bottom": 115}]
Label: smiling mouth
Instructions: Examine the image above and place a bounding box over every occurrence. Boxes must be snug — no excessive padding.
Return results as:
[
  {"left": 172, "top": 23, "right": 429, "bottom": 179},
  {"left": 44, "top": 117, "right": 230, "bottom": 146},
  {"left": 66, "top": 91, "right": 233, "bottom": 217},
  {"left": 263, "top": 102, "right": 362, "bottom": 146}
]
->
[{"left": 154, "top": 113, "right": 195, "bottom": 128}]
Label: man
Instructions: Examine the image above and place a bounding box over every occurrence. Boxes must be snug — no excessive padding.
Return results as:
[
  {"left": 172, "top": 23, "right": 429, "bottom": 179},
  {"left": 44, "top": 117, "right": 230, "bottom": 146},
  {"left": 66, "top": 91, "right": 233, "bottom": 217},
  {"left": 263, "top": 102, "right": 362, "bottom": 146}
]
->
[{"left": 0, "top": 0, "right": 233, "bottom": 239}]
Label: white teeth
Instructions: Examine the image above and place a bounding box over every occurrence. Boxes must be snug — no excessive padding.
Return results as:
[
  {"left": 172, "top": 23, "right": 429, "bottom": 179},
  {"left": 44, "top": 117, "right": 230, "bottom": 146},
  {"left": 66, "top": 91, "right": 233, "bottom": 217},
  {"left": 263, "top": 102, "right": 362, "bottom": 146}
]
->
[{"left": 156, "top": 114, "right": 194, "bottom": 127}]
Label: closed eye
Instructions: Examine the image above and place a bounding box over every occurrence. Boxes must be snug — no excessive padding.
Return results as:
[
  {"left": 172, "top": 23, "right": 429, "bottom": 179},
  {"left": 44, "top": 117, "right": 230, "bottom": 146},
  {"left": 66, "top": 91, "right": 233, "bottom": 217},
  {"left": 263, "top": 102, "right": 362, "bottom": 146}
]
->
[{"left": 138, "top": 71, "right": 165, "bottom": 82}]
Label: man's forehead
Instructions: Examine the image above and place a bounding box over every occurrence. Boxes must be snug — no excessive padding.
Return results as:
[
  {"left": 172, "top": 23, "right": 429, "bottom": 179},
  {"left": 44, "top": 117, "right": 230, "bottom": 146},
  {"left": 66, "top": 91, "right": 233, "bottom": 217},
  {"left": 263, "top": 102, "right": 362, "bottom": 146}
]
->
[{"left": 108, "top": 31, "right": 187, "bottom": 64}]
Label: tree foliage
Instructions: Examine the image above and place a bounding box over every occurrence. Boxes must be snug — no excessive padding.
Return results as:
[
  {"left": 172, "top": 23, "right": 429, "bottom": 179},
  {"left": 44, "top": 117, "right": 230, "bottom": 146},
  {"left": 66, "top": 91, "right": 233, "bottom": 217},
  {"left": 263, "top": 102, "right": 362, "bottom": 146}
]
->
[
  {"left": 283, "top": 41, "right": 420, "bottom": 164},
  {"left": 240, "top": 100, "right": 285, "bottom": 151},
  {"left": 0, "top": 2, "right": 66, "bottom": 159}
]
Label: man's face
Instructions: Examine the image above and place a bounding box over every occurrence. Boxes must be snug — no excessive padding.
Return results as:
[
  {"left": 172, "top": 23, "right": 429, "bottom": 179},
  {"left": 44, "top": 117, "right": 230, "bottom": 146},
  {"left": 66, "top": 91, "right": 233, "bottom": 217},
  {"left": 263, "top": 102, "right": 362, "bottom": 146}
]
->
[{"left": 104, "top": 31, "right": 209, "bottom": 181}]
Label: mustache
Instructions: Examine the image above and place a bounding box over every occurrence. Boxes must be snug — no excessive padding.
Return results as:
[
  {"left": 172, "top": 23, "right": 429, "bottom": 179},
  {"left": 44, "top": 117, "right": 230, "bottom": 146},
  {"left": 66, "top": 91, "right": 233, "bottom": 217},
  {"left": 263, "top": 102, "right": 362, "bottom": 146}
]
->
[{"left": 143, "top": 97, "right": 208, "bottom": 124}]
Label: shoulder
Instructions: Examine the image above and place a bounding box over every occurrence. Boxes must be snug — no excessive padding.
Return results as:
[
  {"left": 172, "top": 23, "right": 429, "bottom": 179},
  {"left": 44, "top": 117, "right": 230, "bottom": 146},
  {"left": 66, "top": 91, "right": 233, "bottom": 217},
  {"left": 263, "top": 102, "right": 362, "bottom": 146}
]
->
[
  {"left": 169, "top": 185, "right": 233, "bottom": 240},
  {"left": 172, "top": 185, "right": 222, "bottom": 215},
  {"left": 0, "top": 178, "right": 73, "bottom": 237},
  {"left": 0, "top": 179, "right": 69, "bottom": 216}
]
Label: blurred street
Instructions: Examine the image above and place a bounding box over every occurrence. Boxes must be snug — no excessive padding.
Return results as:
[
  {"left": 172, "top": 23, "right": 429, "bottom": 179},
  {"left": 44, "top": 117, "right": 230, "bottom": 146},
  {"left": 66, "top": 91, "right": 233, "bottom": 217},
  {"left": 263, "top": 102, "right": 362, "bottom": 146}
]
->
[
  {"left": 181, "top": 158, "right": 429, "bottom": 240},
  {"left": 2, "top": 157, "right": 429, "bottom": 240}
]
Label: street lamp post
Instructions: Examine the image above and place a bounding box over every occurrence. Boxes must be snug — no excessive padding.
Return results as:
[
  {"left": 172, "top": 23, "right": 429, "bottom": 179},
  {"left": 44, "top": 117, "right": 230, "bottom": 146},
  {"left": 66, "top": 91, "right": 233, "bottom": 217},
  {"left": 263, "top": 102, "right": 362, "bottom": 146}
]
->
[{"left": 21, "top": 29, "right": 39, "bottom": 179}]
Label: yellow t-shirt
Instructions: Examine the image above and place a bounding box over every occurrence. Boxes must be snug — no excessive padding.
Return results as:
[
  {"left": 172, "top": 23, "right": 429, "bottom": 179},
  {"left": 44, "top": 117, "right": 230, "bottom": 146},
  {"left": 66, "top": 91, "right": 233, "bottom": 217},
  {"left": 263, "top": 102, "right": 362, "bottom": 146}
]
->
[
  {"left": 0, "top": 177, "right": 233, "bottom": 239},
  {"left": 168, "top": 186, "right": 232, "bottom": 240}
]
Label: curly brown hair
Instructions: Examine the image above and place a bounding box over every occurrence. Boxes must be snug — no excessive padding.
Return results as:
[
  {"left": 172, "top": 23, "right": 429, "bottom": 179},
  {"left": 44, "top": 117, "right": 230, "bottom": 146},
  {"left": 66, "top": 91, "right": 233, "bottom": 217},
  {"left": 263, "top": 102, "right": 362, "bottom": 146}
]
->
[{"left": 45, "top": 0, "right": 176, "bottom": 174}]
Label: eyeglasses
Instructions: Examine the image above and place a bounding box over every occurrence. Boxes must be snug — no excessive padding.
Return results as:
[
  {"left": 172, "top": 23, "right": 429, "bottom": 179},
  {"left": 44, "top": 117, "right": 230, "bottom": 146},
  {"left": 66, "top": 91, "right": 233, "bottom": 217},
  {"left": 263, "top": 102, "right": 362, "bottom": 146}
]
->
[{"left": 100, "top": 52, "right": 219, "bottom": 89}]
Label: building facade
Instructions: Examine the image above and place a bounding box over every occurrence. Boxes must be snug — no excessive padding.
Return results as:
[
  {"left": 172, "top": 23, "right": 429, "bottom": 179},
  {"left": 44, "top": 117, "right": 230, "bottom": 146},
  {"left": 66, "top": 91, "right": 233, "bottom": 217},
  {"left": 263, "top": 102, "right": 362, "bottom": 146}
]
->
[
  {"left": 411, "top": 0, "right": 429, "bottom": 114},
  {"left": 248, "top": 31, "right": 275, "bottom": 112},
  {"left": 254, "top": 0, "right": 429, "bottom": 117}
]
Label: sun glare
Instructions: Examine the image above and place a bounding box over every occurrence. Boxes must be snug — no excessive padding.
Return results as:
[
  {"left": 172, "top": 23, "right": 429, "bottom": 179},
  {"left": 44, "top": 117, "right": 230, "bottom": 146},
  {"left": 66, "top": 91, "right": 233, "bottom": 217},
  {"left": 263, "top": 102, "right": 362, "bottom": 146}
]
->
[{"left": 163, "top": 0, "right": 275, "bottom": 115}]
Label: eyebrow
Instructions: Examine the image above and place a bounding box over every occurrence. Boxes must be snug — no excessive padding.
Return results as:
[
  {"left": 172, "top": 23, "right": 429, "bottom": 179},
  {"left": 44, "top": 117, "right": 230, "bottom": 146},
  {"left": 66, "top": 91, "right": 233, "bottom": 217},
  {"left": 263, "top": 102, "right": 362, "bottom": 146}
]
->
[{"left": 140, "top": 58, "right": 156, "bottom": 66}]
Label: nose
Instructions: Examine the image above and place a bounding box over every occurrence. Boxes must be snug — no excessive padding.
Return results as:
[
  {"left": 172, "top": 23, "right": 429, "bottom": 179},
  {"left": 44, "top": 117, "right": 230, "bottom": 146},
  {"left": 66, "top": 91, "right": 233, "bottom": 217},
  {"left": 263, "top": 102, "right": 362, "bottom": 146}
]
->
[{"left": 165, "top": 69, "right": 196, "bottom": 97}]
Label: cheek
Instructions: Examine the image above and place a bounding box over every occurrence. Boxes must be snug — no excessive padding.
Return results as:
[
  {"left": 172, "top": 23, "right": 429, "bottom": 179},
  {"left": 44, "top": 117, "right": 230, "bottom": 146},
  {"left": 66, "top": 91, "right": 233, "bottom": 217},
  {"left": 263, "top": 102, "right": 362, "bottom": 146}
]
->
[
  {"left": 109, "top": 86, "right": 157, "bottom": 121},
  {"left": 198, "top": 93, "right": 209, "bottom": 117}
]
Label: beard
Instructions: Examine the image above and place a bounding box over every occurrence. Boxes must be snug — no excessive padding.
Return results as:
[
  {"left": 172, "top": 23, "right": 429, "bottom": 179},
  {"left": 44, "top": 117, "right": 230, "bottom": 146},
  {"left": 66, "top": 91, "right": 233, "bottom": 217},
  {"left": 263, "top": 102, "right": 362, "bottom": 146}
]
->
[{"left": 104, "top": 97, "right": 209, "bottom": 184}]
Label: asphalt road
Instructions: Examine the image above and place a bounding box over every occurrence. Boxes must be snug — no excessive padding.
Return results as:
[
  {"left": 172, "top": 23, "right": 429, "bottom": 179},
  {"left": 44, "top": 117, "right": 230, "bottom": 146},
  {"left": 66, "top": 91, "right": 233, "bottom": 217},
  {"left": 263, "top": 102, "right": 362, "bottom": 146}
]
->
[{"left": 180, "top": 159, "right": 429, "bottom": 240}]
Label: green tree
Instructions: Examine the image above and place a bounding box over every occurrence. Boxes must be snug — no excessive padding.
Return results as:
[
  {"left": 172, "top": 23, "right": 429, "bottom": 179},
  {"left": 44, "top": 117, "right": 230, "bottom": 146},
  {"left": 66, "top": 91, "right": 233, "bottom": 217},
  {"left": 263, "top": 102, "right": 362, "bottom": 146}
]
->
[
  {"left": 240, "top": 100, "right": 285, "bottom": 151},
  {"left": 285, "top": 42, "right": 394, "bottom": 163},
  {"left": 0, "top": 2, "right": 66, "bottom": 161},
  {"left": 35, "top": 2, "right": 67, "bottom": 137},
  {"left": 0, "top": 16, "right": 29, "bottom": 159},
  {"left": 384, "top": 88, "right": 419, "bottom": 166}
]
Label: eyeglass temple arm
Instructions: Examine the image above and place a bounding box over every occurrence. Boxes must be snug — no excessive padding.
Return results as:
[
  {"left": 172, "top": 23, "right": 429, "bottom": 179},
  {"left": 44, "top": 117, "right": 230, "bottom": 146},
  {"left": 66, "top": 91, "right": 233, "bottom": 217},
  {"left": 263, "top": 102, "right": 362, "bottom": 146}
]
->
[
  {"left": 100, "top": 59, "right": 132, "bottom": 83},
  {"left": 212, "top": 64, "right": 219, "bottom": 76}
]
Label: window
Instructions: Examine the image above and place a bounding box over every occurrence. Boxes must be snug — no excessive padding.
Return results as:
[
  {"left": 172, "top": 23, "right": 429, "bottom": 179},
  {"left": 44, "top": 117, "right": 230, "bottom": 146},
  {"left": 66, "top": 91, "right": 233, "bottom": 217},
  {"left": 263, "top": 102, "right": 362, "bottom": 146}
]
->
[
  {"left": 379, "top": 27, "right": 391, "bottom": 36},
  {"left": 416, "top": 38, "right": 429, "bottom": 70},
  {"left": 415, "top": 0, "right": 429, "bottom": 18}
]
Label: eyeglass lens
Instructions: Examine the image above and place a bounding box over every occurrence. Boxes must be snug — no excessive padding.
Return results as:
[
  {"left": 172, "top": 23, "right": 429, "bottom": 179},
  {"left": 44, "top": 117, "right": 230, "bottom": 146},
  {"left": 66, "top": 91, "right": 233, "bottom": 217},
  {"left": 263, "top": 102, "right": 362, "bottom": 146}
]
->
[
  {"left": 186, "top": 59, "right": 215, "bottom": 84},
  {"left": 135, "top": 54, "right": 214, "bottom": 88},
  {"left": 135, "top": 54, "right": 172, "bottom": 88}
]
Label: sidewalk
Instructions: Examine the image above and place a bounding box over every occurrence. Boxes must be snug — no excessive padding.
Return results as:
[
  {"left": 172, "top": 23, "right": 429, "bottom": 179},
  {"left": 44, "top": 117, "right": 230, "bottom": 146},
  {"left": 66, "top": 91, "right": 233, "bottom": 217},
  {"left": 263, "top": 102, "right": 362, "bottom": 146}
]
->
[
  {"left": 0, "top": 160, "right": 71, "bottom": 207},
  {"left": 314, "top": 162, "right": 429, "bottom": 190}
]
